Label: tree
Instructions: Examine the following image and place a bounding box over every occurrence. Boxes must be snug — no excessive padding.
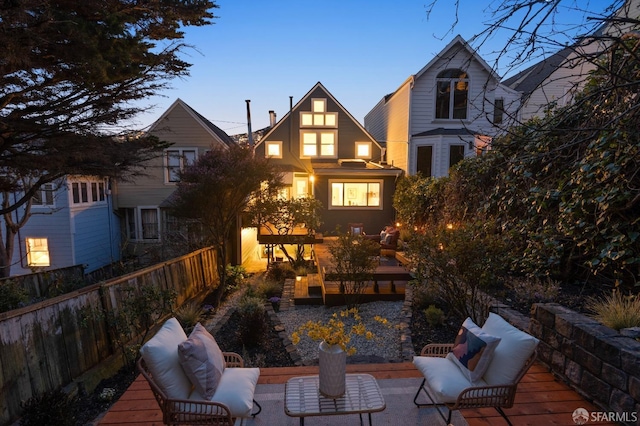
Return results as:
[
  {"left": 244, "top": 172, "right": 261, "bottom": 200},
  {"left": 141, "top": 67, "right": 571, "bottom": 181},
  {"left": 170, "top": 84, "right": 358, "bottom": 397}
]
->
[
  {"left": 168, "top": 144, "right": 282, "bottom": 306},
  {"left": 246, "top": 195, "right": 323, "bottom": 267},
  {"left": 0, "top": 0, "right": 218, "bottom": 276}
]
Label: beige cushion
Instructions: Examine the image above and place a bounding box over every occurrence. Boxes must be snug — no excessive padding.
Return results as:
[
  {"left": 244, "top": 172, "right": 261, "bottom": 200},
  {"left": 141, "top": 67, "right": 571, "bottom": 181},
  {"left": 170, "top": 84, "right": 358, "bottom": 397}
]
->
[
  {"left": 413, "top": 356, "right": 487, "bottom": 403},
  {"left": 189, "top": 367, "right": 260, "bottom": 418},
  {"left": 446, "top": 317, "right": 501, "bottom": 383},
  {"left": 139, "top": 318, "right": 192, "bottom": 400},
  {"left": 481, "top": 313, "right": 539, "bottom": 385},
  {"left": 178, "top": 323, "right": 225, "bottom": 399}
]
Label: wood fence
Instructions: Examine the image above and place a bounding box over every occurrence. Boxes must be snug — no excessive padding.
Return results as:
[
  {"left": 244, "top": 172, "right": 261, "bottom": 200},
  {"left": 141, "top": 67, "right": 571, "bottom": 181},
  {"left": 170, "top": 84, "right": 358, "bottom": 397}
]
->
[
  {"left": 0, "top": 247, "right": 218, "bottom": 426},
  {"left": 0, "top": 265, "right": 85, "bottom": 300}
]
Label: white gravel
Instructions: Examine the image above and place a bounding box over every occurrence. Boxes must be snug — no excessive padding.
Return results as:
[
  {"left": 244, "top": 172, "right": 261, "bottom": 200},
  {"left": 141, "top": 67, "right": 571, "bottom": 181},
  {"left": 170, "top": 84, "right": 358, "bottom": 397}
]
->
[{"left": 277, "top": 301, "right": 403, "bottom": 363}]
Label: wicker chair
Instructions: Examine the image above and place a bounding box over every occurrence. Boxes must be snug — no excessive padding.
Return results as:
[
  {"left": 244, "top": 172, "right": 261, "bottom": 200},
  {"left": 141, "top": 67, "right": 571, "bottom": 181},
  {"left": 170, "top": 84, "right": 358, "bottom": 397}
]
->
[
  {"left": 412, "top": 313, "right": 539, "bottom": 426},
  {"left": 138, "top": 353, "right": 262, "bottom": 426}
]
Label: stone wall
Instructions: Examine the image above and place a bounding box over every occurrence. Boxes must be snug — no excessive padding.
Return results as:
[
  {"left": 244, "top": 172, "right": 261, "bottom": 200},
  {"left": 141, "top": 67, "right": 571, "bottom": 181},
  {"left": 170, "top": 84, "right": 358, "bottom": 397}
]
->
[{"left": 530, "top": 303, "right": 640, "bottom": 418}]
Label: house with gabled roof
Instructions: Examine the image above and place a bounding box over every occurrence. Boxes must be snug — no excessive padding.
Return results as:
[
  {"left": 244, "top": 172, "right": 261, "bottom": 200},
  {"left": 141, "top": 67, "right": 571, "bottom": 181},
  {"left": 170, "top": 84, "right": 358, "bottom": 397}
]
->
[
  {"left": 254, "top": 82, "right": 403, "bottom": 236},
  {"left": 365, "top": 35, "right": 520, "bottom": 177},
  {"left": 114, "top": 98, "right": 236, "bottom": 256}
]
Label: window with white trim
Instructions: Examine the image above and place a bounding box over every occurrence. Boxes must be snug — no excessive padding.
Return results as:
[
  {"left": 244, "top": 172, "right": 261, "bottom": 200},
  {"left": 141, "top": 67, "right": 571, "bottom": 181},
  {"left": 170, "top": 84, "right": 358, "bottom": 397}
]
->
[
  {"left": 32, "top": 184, "right": 55, "bottom": 207},
  {"left": 329, "top": 180, "right": 382, "bottom": 209},
  {"left": 26, "top": 237, "right": 50, "bottom": 267},
  {"left": 355, "top": 142, "right": 372, "bottom": 159},
  {"left": 140, "top": 208, "right": 160, "bottom": 240},
  {"left": 435, "top": 69, "right": 468, "bottom": 120},
  {"left": 165, "top": 148, "right": 197, "bottom": 183},
  {"left": 265, "top": 141, "right": 282, "bottom": 158},
  {"left": 71, "top": 179, "right": 107, "bottom": 205},
  {"left": 301, "top": 130, "right": 336, "bottom": 158}
]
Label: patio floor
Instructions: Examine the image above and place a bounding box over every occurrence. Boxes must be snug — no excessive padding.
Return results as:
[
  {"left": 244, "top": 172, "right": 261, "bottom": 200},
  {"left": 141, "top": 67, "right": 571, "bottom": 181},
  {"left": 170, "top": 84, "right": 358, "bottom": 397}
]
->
[{"left": 95, "top": 361, "right": 614, "bottom": 426}]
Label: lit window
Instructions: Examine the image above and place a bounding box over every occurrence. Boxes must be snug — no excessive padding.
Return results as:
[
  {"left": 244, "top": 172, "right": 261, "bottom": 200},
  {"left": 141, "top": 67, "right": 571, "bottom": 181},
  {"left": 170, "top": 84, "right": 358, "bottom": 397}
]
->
[
  {"left": 355, "top": 142, "right": 372, "bottom": 159},
  {"left": 301, "top": 113, "right": 313, "bottom": 126},
  {"left": 294, "top": 177, "right": 308, "bottom": 198},
  {"left": 265, "top": 141, "right": 282, "bottom": 158},
  {"left": 301, "top": 131, "right": 336, "bottom": 158},
  {"left": 26, "top": 237, "right": 50, "bottom": 267},
  {"left": 165, "top": 148, "right": 197, "bottom": 183},
  {"left": 330, "top": 180, "right": 382, "bottom": 209},
  {"left": 32, "top": 184, "right": 55, "bottom": 207},
  {"left": 313, "top": 99, "right": 326, "bottom": 112},
  {"left": 435, "top": 69, "right": 468, "bottom": 120},
  {"left": 325, "top": 114, "right": 336, "bottom": 127}
]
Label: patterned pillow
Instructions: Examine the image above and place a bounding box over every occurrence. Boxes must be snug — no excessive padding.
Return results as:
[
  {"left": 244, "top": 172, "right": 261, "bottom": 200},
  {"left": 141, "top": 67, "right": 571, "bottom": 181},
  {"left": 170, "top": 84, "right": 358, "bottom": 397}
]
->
[
  {"left": 446, "top": 317, "right": 501, "bottom": 383},
  {"left": 178, "top": 323, "right": 226, "bottom": 399}
]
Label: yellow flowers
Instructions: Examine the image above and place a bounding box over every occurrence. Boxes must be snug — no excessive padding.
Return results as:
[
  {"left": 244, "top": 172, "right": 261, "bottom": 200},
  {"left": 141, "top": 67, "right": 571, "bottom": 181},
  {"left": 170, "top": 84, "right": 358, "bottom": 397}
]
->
[{"left": 290, "top": 308, "right": 387, "bottom": 354}]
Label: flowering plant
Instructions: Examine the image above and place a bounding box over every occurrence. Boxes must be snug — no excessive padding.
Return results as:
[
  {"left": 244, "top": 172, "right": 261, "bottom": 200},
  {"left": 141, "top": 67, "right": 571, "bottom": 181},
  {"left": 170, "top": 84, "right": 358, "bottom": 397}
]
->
[{"left": 291, "top": 308, "right": 388, "bottom": 355}]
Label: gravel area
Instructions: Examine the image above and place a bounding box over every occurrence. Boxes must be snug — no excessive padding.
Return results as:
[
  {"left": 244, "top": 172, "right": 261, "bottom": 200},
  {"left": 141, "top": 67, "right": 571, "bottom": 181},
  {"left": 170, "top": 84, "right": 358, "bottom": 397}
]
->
[{"left": 277, "top": 301, "right": 403, "bottom": 364}]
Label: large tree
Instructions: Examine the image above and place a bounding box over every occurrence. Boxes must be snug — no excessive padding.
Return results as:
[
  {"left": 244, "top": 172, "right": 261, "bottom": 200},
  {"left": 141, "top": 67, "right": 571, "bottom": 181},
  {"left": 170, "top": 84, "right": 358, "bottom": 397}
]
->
[
  {"left": 0, "top": 0, "right": 218, "bottom": 276},
  {"left": 169, "top": 144, "right": 282, "bottom": 306}
]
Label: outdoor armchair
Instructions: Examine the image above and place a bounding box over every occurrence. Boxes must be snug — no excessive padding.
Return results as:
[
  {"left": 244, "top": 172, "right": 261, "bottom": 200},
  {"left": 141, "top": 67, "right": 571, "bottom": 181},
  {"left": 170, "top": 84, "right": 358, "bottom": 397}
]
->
[{"left": 412, "top": 313, "right": 539, "bottom": 426}]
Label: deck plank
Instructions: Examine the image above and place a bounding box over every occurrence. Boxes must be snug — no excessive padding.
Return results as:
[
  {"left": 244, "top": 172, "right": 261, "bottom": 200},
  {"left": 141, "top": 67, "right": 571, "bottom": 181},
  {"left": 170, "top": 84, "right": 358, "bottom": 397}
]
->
[{"left": 98, "top": 362, "right": 608, "bottom": 426}]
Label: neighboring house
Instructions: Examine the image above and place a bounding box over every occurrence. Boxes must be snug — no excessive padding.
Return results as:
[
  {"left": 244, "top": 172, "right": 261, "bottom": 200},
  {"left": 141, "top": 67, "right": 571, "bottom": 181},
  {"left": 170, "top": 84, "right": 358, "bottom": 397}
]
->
[
  {"left": 254, "top": 82, "right": 403, "bottom": 235},
  {"left": 4, "top": 176, "right": 120, "bottom": 276},
  {"left": 365, "top": 35, "right": 521, "bottom": 177},
  {"left": 503, "top": 0, "right": 640, "bottom": 121},
  {"left": 114, "top": 98, "right": 236, "bottom": 258}
]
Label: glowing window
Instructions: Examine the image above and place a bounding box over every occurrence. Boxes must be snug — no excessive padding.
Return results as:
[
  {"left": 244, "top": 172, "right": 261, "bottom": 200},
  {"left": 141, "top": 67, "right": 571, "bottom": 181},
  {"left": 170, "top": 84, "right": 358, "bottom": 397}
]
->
[
  {"left": 355, "top": 142, "right": 372, "bottom": 159},
  {"left": 320, "top": 133, "right": 335, "bottom": 156},
  {"left": 26, "top": 237, "right": 50, "bottom": 267},
  {"left": 300, "top": 99, "right": 337, "bottom": 128},
  {"left": 301, "top": 113, "right": 313, "bottom": 126},
  {"left": 330, "top": 181, "right": 381, "bottom": 208},
  {"left": 325, "top": 113, "right": 336, "bottom": 127},
  {"left": 313, "top": 114, "right": 324, "bottom": 126},
  {"left": 302, "top": 133, "right": 317, "bottom": 156},
  {"left": 313, "top": 99, "right": 326, "bottom": 112},
  {"left": 265, "top": 141, "right": 282, "bottom": 158}
]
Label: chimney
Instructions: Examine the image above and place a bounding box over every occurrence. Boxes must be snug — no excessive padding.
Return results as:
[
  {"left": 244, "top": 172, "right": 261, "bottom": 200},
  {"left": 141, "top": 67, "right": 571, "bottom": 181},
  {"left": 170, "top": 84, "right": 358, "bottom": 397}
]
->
[
  {"left": 269, "top": 110, "right": 276, "bottom": 128},
  {"left": 245, "top": 100, "right": 253, "bottom": 148}
]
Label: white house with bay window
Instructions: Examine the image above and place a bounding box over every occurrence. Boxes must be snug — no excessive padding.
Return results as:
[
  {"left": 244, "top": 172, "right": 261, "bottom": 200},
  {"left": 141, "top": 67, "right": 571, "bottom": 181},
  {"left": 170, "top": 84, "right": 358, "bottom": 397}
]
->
[
  {"left": 3, "top": 175, "right": 120, "bottom": 276},
  {"left": 114, "top": 98, "right": 235, "bottom": 255},
  {"left": 365, "top": 35, "right": 520, "bottom": 177}
]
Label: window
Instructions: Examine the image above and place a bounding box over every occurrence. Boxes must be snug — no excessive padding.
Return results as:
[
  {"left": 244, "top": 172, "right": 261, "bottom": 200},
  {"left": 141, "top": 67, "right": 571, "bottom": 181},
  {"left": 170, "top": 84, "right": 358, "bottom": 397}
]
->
[
  {"left": 26, "top": 237, "right": 50, "bottom": 267},
  {"left": 265, "top": 141, "right": 282, "bottom": 158},
  {"left": 493, "top": 98, "right": 504, "bottom": 125},
  {"left": 416, "top": 146, "right": 433, "bottom": 177},
  {"left": 300, "top": 130, "right": 336, "bottom": 158},
  {"left": 330, "top": 180, "right": 382, "bottom": 209},
  {"left": 300, "top": 98, "right": 338, "bottom": 128},
  {"left": 449, "top": 145, "right": 465, "bottom": 168},
  {"left": 80, "top": 182, "right": 88, "bottom": 203},
  {"left": 141, "top": 208, "right": 159, "bottom": 240},
  {"left": 435, "top": 69, "right": 468, "bottom": 120},
  {"left": 165, "top": 148, "right": 197, "bottom": 183},
  {"left": 32, "top": 184, "right": 55, "bottom": 207},
  {"left": 72, "top": 183, "right": 80, "bottom": 203},
  {"left": 91, "top": 182, "right": 98, "bottom": 202},
  {"left": 355, "top": 142, "right": 372, "bottom": 159},
  {"left": 71, "top": 179, "right": 106, "bottom": 205},
  {"left": 125, "top": 208, "right": 136, "bottom": 240},
  {"left": 293, "top": 177, "right": 309, "bottom": 198}
]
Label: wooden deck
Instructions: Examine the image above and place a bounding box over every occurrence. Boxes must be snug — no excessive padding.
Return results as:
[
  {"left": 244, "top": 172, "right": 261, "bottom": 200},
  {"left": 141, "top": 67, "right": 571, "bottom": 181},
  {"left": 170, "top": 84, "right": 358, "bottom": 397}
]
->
[{"left": 97, "top": 362, "right": 615, "bottom": 426}]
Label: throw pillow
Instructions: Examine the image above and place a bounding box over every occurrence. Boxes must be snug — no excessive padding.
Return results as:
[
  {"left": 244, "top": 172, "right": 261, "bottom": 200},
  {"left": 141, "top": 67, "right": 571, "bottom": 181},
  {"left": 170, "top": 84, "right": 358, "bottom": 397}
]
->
[
  {"left": 447, "top": 317, "right": 501, "bottom": 383},
  {"left": 178, "top": 322, "right": 225, "bottom": 399}
]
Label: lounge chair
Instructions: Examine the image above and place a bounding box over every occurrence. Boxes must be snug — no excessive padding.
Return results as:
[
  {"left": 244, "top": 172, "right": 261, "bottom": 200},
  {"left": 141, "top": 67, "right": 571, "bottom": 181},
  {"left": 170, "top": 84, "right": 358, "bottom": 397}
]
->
[
  {"left": 138, "top": 318, "right": 261, "bottom": 425},
  {"left": 413, "top": 313, "right": 539, "bottom": 426}
]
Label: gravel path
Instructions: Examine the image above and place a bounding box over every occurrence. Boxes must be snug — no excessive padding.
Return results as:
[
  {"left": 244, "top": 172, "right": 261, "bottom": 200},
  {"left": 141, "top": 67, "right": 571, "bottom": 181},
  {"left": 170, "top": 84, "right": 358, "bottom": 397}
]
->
[{"left": 277, "top": 301, "right": 403, "bottom": 364}]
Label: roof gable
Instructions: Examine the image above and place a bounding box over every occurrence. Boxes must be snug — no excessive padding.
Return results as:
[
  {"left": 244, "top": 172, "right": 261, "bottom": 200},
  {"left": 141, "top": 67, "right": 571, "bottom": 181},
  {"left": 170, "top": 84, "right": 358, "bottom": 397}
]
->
[
  {"left": 256, "top": 82, "right": 381, "bottom": 150},
  {"left": 148, "top": 98, "right": 235, "bottom": 146}
]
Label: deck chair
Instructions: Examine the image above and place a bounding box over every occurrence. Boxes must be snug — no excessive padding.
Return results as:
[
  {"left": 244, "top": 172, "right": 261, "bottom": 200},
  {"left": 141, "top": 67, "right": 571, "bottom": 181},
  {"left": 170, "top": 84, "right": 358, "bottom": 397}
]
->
[
  {"left": 413, "top": 313, "right": 539, "bottom": 426},
  {"left": 138, "top": 318, "right": 261, "bottom": 425}
]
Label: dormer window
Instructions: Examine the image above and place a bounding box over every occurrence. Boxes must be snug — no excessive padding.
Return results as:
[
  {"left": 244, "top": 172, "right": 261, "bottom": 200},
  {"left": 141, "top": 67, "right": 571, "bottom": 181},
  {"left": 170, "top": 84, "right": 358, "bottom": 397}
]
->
[{"left": 435, "top": 69, "right": 468, "bottom": 120}]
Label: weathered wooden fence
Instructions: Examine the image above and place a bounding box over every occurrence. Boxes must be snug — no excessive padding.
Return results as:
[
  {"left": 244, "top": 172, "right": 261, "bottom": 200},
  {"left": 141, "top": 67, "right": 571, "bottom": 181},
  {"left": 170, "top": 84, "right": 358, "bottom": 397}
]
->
[
  {"left": 0, "top": 265, "right": 85, "bottom": 300},
  {"left": 0, "top": 247, "right": 218, "bottom": 426}
]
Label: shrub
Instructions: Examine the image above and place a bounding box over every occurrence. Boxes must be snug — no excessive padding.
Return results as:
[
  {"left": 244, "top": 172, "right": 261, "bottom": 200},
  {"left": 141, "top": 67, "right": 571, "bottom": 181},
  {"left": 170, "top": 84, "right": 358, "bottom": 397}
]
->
[
  {"left": 410, "top": 281, "right": 439, "bottom": 310},
  {"left": 237, "top": 295, "right": 267, "bottom": 347},
  {"left": 0, "top": 279, "right": 29, "bottom": 313},
  {"left": 423, "top": 305, "right": 445, "bottom": 327},
  {"left": 264, "top": 261, "right": 296, "bottom": 283},
  {"left": 20, "top": 388, "right": 78, "bottom": 426},
  {"left": 505, "top": 276, "right": 560, "bottom": 308},
  {"left": 257, "top": 279, "right": 283, "bottom": 299},
  {"left": 587, "top": 291, "right": 640, "bottom": 331},
  {"left": 175, "top": 302, "right": 204, "bottom": 331},
  {"left": 225, "top": 264, "right": 247, "bottom": 293}
]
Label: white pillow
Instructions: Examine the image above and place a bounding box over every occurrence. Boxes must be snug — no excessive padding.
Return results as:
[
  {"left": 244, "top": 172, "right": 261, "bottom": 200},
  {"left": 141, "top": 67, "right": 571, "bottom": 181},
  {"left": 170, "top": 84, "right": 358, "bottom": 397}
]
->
[
  {"left": 413, "top": 356, "right": 488, "bottom": 403},
  {"left": 446, "top": 317, "right": 501, "bottom": 383},
  {"left": 481, "top": 313, "right": 539, "bottom": 385},
  {"left": 188, "top": 367, "right": 261, "bottom": 418},
  {"left": 140, "top": 317, "right": 192, "bottom": 400},
  {"left": 178, "top": 323, "right": 225, "bottom": 399}
]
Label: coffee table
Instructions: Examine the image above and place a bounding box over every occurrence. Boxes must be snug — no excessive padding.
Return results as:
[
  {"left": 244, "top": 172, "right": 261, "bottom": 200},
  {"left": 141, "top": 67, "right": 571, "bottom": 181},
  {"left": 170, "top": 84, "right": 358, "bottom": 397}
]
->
[{"left": 284, "top": 373, "right": 386, "bottom": 425}]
